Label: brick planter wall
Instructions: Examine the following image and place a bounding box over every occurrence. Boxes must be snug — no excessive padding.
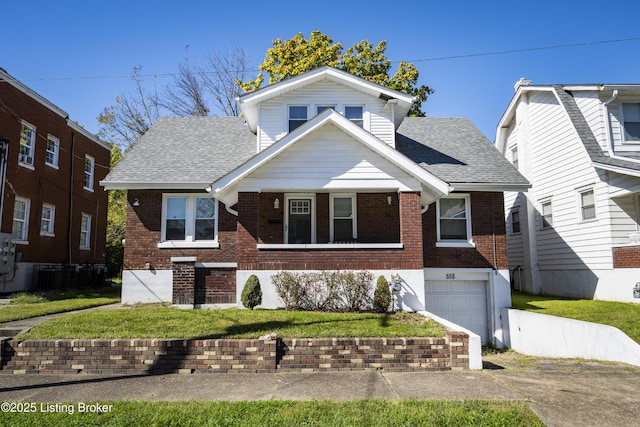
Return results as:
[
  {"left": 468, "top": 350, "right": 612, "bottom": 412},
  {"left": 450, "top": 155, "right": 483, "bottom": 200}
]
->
[
  {"left": 1, "top": 332, "right": 469, "bottom": 374},
  {"left": 612, "top": 245, "right": 640, "bottom": 268}
]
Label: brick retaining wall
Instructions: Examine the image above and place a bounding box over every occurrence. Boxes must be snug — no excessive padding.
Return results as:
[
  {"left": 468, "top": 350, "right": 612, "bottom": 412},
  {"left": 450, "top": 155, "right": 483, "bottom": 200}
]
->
[{"left": 1, "top": 332, "right": 468, "bottom": 374}]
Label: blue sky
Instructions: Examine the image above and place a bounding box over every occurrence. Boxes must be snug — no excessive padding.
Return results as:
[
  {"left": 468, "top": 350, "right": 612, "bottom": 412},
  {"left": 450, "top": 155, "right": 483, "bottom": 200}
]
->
[{"left": 4, "top": 0, "right": 640, "bottom": 141}]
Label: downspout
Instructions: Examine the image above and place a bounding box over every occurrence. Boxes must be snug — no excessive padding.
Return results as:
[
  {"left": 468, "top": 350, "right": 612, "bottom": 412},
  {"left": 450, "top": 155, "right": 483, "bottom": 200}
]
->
[
  {"left": 67, "top": 132, "right": 75, "bottom": 265},
  {"left": 602, "top": 90, "right": 619, "bottom": 157},
  {"left": 0, "top": 137, "right": 9, "bottom": 231}
]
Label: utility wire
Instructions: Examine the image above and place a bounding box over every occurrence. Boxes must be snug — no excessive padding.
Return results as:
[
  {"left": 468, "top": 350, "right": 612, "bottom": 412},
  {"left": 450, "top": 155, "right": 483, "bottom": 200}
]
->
[{"left": 10, "top": 36, "right": 640, "bottom": 83}]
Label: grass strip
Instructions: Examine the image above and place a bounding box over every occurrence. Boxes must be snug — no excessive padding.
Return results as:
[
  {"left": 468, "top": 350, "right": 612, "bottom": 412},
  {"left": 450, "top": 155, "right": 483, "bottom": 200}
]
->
[
  {"left": 20, "top": 308, "right": 445, "bottom": 339},
  {"left": 0, "top": 288, "right": 120, "bottom": 323},
  {"left": 0, "top": 399, "right": 543, "bottom": 427},
  {"left": 511, "top": 292, "right": 640, "bottom": 343}
]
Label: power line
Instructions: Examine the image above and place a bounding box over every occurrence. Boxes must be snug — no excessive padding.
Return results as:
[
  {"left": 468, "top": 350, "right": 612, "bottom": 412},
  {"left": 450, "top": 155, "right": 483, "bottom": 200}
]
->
[
  {"left": 406, "top": 36, "right": 640, "bottom": 62},
  {"left": 10, "top": 36, "right": 640, "bottom": 83}
]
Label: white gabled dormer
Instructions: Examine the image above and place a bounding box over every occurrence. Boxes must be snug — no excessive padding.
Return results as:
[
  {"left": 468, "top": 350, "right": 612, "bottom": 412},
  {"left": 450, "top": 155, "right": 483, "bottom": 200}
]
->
[{"left": 237, "top": 66, "right": 416, "bottom": 152}]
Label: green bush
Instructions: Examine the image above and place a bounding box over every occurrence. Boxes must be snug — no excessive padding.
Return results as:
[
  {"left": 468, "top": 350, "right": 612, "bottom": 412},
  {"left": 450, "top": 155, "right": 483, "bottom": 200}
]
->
[
  {"left": 241, "top": 274, "right": 262, "bottom": 310},
  {"left": 373, "top": 275, "right": 391, "bottom": 313},
  {"left": 272, "top": 271, "right": 374, "bottom": 312}
]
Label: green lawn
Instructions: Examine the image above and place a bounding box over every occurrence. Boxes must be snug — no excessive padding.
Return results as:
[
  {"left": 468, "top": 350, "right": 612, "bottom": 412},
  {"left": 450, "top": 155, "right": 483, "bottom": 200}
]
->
[
  {"left": 0, "top": 399, "right": 543, "bottom": 427},
  {"left": 0, "top": 287, "right": 121, "bottom": 323},
  {"left": 19, "top": 308, "right": 445, "bottom": 339},
  {"left": 511, "top": 291, "right": 640, "bottom": 343}
]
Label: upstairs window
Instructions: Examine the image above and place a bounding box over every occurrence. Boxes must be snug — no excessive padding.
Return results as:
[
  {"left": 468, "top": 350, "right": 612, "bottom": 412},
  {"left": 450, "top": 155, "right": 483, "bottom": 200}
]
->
[
  {"left": 511, "top": 210, "right": 521, "bottom": 233},
  {"left": 345, "top": 106, "right": 364, "bottom": 127},
  {"left": 19, "top": 122, "right": 36, "bottom": 167},
  {"left": 437, "top": 195, "right": 472, "bottom": 244},
  {"left": 579, "top": 188, "right": 596, "bottom": 221},
  {"left": 622, "top": 103, "right": 640, "bottom": 143},
  {"left": 541, "top": 199, "right": 553, "bottom": 228},
  {"left": 46, "top": 135, "right": 60, "bottom": 168},
  {"left": 511, "top": 146, "right": 519, "bottom": 170},
  {"left": 289, "top": 106, "right": 307, "bottom": 132},
  {"left": 84, "top": 155, "right": 95, "bottom": 190},
  {"left": 316, "top": 105, "right": 335, "bottom": 114}
]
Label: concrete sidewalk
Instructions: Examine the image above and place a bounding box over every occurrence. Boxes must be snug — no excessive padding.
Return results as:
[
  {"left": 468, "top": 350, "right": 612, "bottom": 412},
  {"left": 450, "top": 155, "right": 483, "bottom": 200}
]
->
[{"left": 0, "top": 361, "right": 638, "bottom": 427}]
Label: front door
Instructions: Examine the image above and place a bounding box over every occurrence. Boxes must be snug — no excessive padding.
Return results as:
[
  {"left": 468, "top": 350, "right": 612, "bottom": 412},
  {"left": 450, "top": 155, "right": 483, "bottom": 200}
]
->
[{"left": 287, "top": 198, "right": 312, "bottom": 244}]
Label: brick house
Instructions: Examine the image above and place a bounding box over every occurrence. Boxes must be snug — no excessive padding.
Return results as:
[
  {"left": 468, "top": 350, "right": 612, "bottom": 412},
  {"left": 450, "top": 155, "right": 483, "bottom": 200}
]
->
[
  {"left": 0, "top": 68, "right": 110, "bottom": 292},
  {"left": 102, "top": 67, "right": 528, "bottom": 345}
]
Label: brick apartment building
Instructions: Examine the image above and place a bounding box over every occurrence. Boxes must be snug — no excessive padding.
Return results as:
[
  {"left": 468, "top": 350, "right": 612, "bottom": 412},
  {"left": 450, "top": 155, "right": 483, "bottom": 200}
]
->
[{"left": 0, "top": 68, "right": 109, "bottom": 293}]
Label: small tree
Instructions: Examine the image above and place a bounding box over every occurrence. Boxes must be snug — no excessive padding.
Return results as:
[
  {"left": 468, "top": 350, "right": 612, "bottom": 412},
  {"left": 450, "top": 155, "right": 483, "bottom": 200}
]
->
[
  {"left": 241, "top": 274, "right": 262, "bottom": 310},
  {"left": 373, "top": 275, "right": 392, "bottom": 313}
]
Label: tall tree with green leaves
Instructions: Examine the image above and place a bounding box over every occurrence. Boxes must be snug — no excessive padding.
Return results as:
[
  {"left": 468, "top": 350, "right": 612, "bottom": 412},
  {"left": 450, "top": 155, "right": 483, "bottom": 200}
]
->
[{"left": 239, "top": 31, "right": 433, "bottom": 116}]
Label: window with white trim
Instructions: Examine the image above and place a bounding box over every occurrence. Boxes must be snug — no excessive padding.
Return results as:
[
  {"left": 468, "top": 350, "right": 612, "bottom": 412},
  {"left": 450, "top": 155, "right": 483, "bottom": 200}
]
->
[
  {"left": 541, "top": 199, "right": 553, "bottom": 228},
  {"left": 40, "top": 204, "right": 55, "bottom": 236},
  {"left": 345, "top": 105, "right": 364, "bottom": 127},
  {"left": 19, "top": 121, "right": 35, "bottom": 167},
  {"left": 12, "top": 197, "right": 30, "bottom": 241},
  {"left": 316, "top": 105, "right": 335, "bottom": 114},
  {"left": 330, "top": 194, "right": 357, "bottom": 242},
  {"left": 45, "top": 135, "right": 60, "bottom": 168},
  {"left": 80, "top": 213, "right": 91, "bottom": 249},
  {"left": 511, "top": 210, "right": 521, "bottom": 233},
  {"left": 161, "top": 195, "right": 218, "bottom": 245},
  {"left": 579, "top": 188, "right": 596, "bottom": 221},
  {"left": 288, "top": 105, "right": 307, "bottom": 132},
  {"left": 622, "top": 103, "right": 640, "bottom": 143},
  {"left": 510, "top": 146, "right": 519, "bottom": 170},
  {"left": 437, "top": 195, "right": 473, "bottom": 245},
  {"left": 84, "top": 155, "right": 95, "bottom": 190}
]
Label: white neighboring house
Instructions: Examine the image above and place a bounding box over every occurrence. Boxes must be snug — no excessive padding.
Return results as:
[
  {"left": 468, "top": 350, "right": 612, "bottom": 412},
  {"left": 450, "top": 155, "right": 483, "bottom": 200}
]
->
[{"left": 496, "top": 79, "right": 640, "bottom": 303}]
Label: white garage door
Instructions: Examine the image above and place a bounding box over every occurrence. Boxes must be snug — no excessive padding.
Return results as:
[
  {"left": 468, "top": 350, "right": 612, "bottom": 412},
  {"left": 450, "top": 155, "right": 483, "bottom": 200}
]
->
[{"left": 425, "top": 280, "right": 488, "bottom": 344}]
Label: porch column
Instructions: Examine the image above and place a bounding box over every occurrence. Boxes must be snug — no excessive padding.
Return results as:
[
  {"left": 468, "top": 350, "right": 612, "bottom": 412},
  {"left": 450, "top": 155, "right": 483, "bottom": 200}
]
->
[
  {"left": 237, "top": 192, "right": 259, "bottom": 269},
  {"left": 399, "top": 192, "right": 424, "bottom": 269}
]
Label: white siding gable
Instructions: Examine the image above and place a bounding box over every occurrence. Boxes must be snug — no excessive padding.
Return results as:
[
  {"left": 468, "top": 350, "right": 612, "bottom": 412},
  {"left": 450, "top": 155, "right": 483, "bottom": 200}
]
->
[
  {"left": 257, "top": 80, "right": 394, "bottom": 151},
  {"left": 239, "top": 123, "right": 420, "bottom": 192}
]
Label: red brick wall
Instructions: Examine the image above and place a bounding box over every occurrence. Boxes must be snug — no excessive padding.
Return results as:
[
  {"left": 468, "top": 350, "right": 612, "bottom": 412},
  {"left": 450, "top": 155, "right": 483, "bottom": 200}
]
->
[
  {"left": 238, "top": 192, "right": 423, "bottom": 271},
  {"left": 124, "top": 190, "right": 238, "bottom": 270},
  {"left": 195, "top": 267, "right": 236, "bottom": 304},
  {"left": 423, "top": 192, "right": 508, "bottom": 269},
  {"left": 0, "top": 80, "right": 109, "bottom": 265},
  {"left": 612, "top": 246, "right": 640, "bottom": 268}
]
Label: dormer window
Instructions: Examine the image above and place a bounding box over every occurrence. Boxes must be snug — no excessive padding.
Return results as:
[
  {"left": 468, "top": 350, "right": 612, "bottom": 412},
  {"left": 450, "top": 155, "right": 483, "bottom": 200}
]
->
[
  {"left": 345, "top": 106, "right": 364, "bottom": 127},
  {"left": 622, "top": 103, "right": 640, "bottom": 142},
  {"left": 316, "top": 105, "right": 335, "bottom": 114},
  {"left": 289, "top": 106, "right": 307, "bottom": 132}
]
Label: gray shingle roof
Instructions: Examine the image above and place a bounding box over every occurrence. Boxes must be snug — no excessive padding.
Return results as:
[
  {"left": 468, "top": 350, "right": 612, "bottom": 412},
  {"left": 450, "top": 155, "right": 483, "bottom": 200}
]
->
[
  {"left": 396, "top": 117, "right": 529, "bottom": 187},
  {"left": 103, "top": 115, "right": 529, "bottom": 191},
  {"left": 553, "top": 86, "right": 640, "bottom": 172},
  {"left": 102, "top": 116, "right": 256, "bottom": 188}
]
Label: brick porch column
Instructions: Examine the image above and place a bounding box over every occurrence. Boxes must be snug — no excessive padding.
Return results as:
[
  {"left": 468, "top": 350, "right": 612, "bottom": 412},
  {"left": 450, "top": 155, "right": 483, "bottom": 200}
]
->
[
  {"left": 399, "top": 192, "right": 424, "bottom": 269},
  {"left": 237, "top": 192, "right": 259, "bottom": 270},
  {"left": 171, "top": 257, "right": 196, "bottom": 305}
]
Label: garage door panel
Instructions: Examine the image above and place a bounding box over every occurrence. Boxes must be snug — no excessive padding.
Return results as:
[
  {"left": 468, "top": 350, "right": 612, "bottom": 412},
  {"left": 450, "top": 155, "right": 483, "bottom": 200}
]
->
[{"left": 425, "top": 279, "right": 488, "bottom": 344}]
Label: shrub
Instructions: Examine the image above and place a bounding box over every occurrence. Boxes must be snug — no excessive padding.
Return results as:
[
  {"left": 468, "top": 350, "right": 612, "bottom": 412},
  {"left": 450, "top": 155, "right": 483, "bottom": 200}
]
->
[
  {"left": 272, "top": 270, "right": 375, "bottom": 312},
  {"left": 373, "top": 275, "right": 391, "bottom": 313},
  {"left": 272, "top": 271, "right": 306, "bottom": 310},
  {"left": 338, "top": 271, "right": 374, "bottom": 311},
  {"left": 241, "top": 274, "right": 262, "bottom": 310}
]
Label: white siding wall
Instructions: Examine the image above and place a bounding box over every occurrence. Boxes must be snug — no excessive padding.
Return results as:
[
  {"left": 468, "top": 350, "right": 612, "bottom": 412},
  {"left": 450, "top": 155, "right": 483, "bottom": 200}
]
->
[
  {"left": 239, "top": 125, "right": 420, "bottom": 192},
  {"left": 606, "top": 99, "right": 640, "bottom": 155},
  {"left": 527, "top": 92, "right": 613, "bottom": 270},
  {"left": 257, "top": 80, "right": 393, "bottom": 151},
  {"left": 504, "top": 120, "right": 525, "bottom": 269}
]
